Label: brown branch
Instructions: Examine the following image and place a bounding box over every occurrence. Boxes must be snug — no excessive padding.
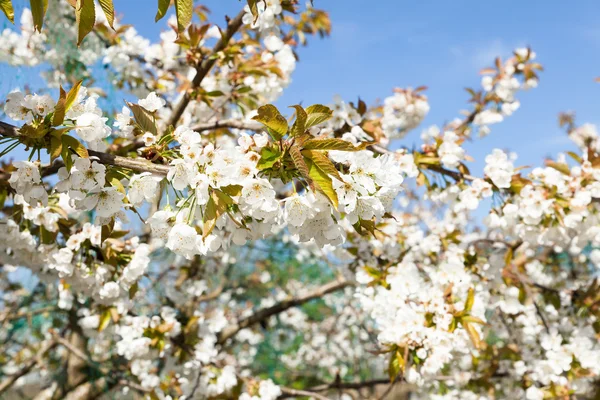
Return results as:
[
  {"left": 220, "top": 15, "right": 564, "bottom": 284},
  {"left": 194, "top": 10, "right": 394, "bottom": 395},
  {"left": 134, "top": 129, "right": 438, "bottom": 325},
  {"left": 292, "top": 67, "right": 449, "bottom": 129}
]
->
[
  {"left": 424, "top": 164, "right": 475, "bottom": 182},
  {"left": 167, "top": 10, "right": 246, "bottom": 127},
  {"left": 0, "top": 305, "right": 57, "bottom": 323},
  {"left": 279, "top": 387, "right": 331, "bottom": 400},
  {"left": 50, "top": 330, "right": 152, "bottom": 396},
  {"left": 0, "top": 339, "right": 57, "bottom": 396},
  {"left": 0, "top": 121, "right": 170, "bottom": 177},
  {"left": 192, "top": 119, "right": 263, "bottom": 133},
  {"left": 51, "top": 330, "right": 93, "bottom": 366},
  {"left": 277, "top": 378, "right": 391, "bottom": 398},
  {"left": 217, "top": 278, "right": 352, "bottom": 344},
  {"left": 304, "top": 379, "right": 390, "bottom": 393}
]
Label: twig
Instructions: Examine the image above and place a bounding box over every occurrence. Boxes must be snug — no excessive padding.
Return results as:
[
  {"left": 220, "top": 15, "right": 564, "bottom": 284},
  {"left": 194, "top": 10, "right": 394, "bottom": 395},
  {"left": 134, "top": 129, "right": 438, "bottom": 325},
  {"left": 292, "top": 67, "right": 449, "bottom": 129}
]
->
[
  {"left": 167, "top": 10, "right": 246, "bottom": 127},
  {"left": 0, "top": 340, "right": 57, "bottom": 396},
  {"left": 279, "top": 387, "right": 331, "bottom": 400},
  {"left": 217, "top": 278, "right": 352, "bottom": 344},
  {"left": 192, "top": 119, "right": 263, "bottom": 133},
  {"left": 0, "top": 121, "right": 170, "bottom": 178}
]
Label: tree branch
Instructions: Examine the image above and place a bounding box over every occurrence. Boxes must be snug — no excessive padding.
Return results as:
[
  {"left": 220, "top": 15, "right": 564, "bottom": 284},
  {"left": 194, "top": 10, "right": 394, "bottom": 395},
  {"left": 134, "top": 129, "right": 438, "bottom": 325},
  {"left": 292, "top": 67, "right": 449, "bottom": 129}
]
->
[
  {"left": 50, "top": 330, "right": 152, "bottom": 396},
  {"left": 277, "top": 378, "right": 393, "bottom": 399},
  {"left": 217, "top": 278, "right": 352, "bottom": 344},
  {"left": 424, "top": 164, "right": 475, "bottom": 182},
  {"left": 0, "top": 339, "right": 57, "bottom": 396},
  {"left": 167, "top": 10, "right": 246, "bottom": 127},
  {"left": 192, "top": 119, "right": 263, "bottom": 133},
  {"left": 0, "top": 121, "right": 170, "bottom": 178},
  {"left": 279, "top": 387, "right": 331, "bottom": 400}
]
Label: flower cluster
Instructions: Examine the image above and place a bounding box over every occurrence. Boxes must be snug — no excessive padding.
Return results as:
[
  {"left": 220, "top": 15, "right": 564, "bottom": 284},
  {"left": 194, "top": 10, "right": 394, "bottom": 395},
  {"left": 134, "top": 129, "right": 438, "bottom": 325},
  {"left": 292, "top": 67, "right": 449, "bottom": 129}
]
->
[
  {"left": 381, "top": 87, "right": 430, "bottom": 139},
  {"left": 1, "top": 3, "right": 599, "bottom": 399}
]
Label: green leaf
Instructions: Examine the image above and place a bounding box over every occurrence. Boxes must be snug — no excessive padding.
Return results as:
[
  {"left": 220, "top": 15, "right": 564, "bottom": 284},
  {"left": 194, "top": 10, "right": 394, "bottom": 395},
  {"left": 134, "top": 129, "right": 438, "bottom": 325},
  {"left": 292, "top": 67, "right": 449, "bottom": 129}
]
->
[
  {"left": 202, "top": 191, "right": 228, "bottom": 238},
  {"left": 127, "top": 102, "right": 158, "bottom": 135},
  {"left": 19, "top": 124, "right": 47, "bottom": 139},
  {"left": 256, "top": 146, "right": 281, "bottom": 170},
  {"left": 155, "top": 0, "right": 171, "bottom": 22},
  {"left": 65, "top": 80, "right": 83, "bottom": 113},
  {"left": 0, "top": 0, "right": 14, "bottom": 23},
  {"left": 388, "top": 349, "right": 404, "bottom": 382},
  {"left": 302, "top": 138, "right": 369, "bottom": 151},
  {"left": 461, "top": 315, "right": 486, "bottom": 325},
  {"left": 545, "top": 160, "right": 570, "bottom": 175},
  {"left": 289, "top": 105, "right": 307, "bottom": 137},
  {"left": 302, "top": 149, "right": 342, "bottom": 182},
  {"left": 252, "top": 104, "right": 288, "bottom": 140},
  {"left": 304, "top": 104, "right": 333, "bottom": 129},
  {"left": 53, "top": 86, "right": 67, "bottom": 126},
  {"left": 101, "top": 217, "right": 115, "bottom": 242},
  {"left": 49, "top": 136, "right": 63, "bottom": 163},
  {"left": 98, "top": 0, "right": 114, "bottom": 29},
  {"left": 61, "top": 142, "right": 73, "bottom": 170},
  {"left": 109, "top": 177, "right": 126, "bottom": 195},
  {"left": 175, "top": 0, "right": 193, "bottom": 32},
  {"left": 76, "top": 0, "right": 96, "bottom": 46},
  {"left": 62, "top": 135, "right": 89, "bottom": 158},
  {"left": 0, "top": 188, "right": 6, "bottom": 209},
  {"left": 29, "top": 0, "right": 48, "bottom": 32},
  {"left": 464, "top": 287, "right": 475, "bottom": 313},
  {"left": 129, "top": 282, "right": 139, "bottom": 299},
  {"left": 98, "top": 309, "right": 111, "bottom": 332},
  {"left": 353, "top": 219, "right": 376, "bottom": 236},
  {"left": 306, "top": 158, "right": 338, "bottom": 209},
  {"left": 566, "top": 151, "right": 582, "bottom": 164},
  {"left": 220, "top": 184, "right": 243, "bottom": 196},
  {"left": 205, "top": 90, "right": 225, "bottom": 97},
  {"left": 49, "top": 127, "right": 76, "bottom": 138},
  {"left": 246, "top": 0, "right": 259, "bottom": 22},
  {"left": 462, "top": 321, "right": 481, "bottom": 349}
]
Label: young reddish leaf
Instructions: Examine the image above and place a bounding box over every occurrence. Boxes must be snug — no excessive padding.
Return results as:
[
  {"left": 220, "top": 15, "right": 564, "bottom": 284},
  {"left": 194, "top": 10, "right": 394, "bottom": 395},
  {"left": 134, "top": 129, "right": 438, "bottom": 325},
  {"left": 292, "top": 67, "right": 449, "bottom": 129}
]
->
[
  {"left": 289, "top": 105, "right": 307, "bottom": 137},
  {"left": 289, "top": 144, "right": 311, "bottom": 185},
  {"left": 302, "top": 138, "right": 369, "bottom": 151}
]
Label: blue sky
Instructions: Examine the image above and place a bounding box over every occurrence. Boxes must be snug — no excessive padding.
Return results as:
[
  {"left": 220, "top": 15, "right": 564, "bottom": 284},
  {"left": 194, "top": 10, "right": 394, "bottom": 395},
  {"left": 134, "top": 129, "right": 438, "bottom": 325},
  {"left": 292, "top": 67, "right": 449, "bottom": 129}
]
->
[{"left": 2, "top": 1, "right": 600, "bottom": 175}]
